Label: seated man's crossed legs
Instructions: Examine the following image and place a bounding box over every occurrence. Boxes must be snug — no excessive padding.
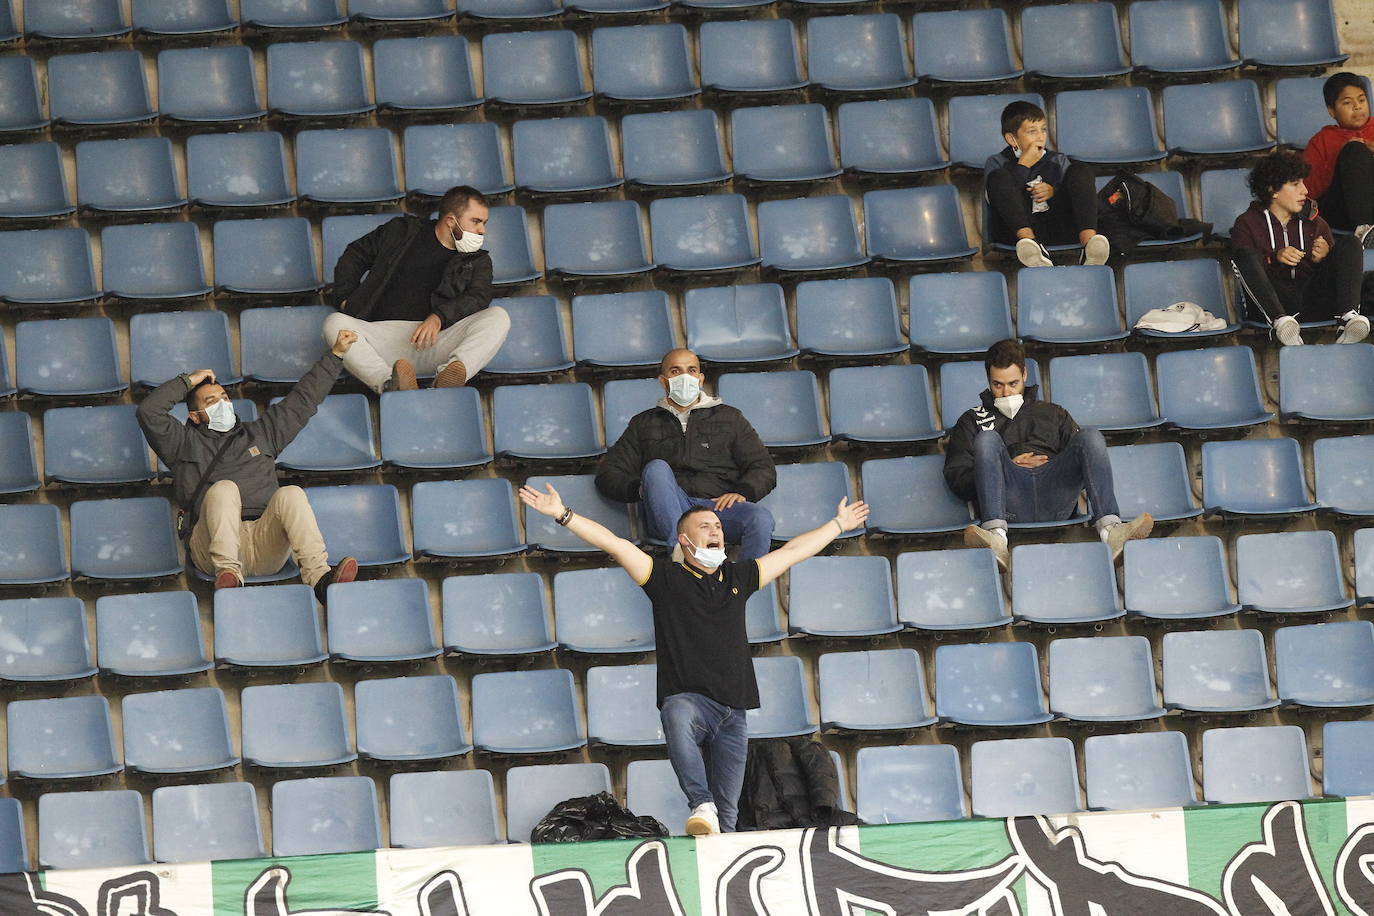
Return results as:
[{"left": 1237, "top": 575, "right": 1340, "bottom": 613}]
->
[
  {"left": 640, "top": 459, "right": 774, "bottom": 562},
  {"left": 323, "top": 308, "right": 511, "bottom": 395}
]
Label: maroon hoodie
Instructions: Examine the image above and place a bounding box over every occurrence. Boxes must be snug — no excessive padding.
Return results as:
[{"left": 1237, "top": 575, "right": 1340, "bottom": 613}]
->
[{"left": 1230, "top": 199, "right": 1335, "bottom": 295}]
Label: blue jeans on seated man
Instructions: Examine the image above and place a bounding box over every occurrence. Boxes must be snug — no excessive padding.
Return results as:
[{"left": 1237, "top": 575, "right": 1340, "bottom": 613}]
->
[
  {"left": 641, "top": 459, "right": 775, "bottom": 561},
  {"left": 660, "top": 691, "right": 749, "bottom": 832},
  {"left": 972, "top": 428, "right": 1122, "bottom": 533}
]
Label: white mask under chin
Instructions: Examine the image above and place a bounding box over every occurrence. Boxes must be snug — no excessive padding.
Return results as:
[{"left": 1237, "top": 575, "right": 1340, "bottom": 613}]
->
[
  {"left": 994, "top": 394, "right": 1024, "bottom": 419},
  {"left": 691, "top": 543, "right": 726, "bottom": 569},
  {"left": 204, "top": 398, "right": 236, "bottom": 433},
  {"left": 452, "top": 229, "right": 484, "bottom": 253},
  {"left": 667, "top": 374, "right": 702, "bottom": 407}
]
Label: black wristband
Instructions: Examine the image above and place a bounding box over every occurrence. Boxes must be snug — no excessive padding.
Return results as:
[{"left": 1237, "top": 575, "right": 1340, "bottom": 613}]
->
[{"left": 556, "top": 507, "right": 574, "bottom": 526}]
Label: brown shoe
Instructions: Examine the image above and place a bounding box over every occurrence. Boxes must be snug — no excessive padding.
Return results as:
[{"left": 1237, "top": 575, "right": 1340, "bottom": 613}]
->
[
  {"left": 433, "top": 360, "right": 467, "bottom": 388},
  {"left": 214, "top": 570, "right": 242, "bottom": 590},
  {"left": 313, "top": 556, "right": 358, "bottom": 606},
  {"left": 386, "top": 359, "right": 418, "bottom": 392}
]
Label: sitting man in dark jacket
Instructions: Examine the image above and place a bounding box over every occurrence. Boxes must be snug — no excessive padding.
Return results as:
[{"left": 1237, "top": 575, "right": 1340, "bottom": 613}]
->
[
  {"left": 323, "top": 185, "right": 510, "bottom": 393},
  {"left": 596, "top": 348, "right": 776, "bottom": 561},
  {"left": 943, "top": 339, "right": 1153, "bottom": 570},
  {"left": 137, "top": 330, "right": 361, "bottom": 602}
]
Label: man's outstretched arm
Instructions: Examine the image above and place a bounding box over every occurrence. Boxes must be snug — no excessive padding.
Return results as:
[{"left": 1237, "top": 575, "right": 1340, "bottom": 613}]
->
[
  {"left": 519, "top": 483, "right": 653, "bottom": 584},
  {"left": 755, "top": 497, "right": 869, "bottom": 587}
]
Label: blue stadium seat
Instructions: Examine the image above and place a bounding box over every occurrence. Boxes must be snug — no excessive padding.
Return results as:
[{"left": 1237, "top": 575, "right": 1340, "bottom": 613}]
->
[
  {"left": 472, "top": 668, "right": 585, "bottom": 755},
  {"left": 796, "top": 277, "right": 906, "bottom": 358},
  {"left": 1202, "top": 438, "right": 1318, "bottom": 516},
  {"left": 514, "top": 116, "right": 620, "bottom": 195},
  {"left": 1238, "top": 0, "right": 1346, "bottom": 68},
  {"left": 273, "top": 393, "right": 378, "bottom": 472},
  {"left": 486, "top": 205, "right": 541, "bottom": 286},
  {"left": 0, "top": 798, "right": 25, "bottom": 873},
  {"left": 837, "top": 97, "right": 948, "bottom": 177},
  {"left": 1021, "top": 2, "right": 1129, "bottom": 81},
  {"left": 381, "top": 389, "right": 491, "bottom": 472},
  {"left": 1084, "top": 731, "right": 1198, "bottom": 811},
  {"left": 493, "top": 382, "right": 603, "bottom": 460},
  {"left": 486, "top": 296, "right": 573, "bottom": 376},
  {"left": 1108, "top": 441, "right": 1202, "bottom": 524},
  {"left": 27, "top": 0, "right": 130, "bottom": 40},
  {"left": 1123, "top": 259, "right": 1238, "bottom": 340},
  {"left": 760, "top": 462, "right": 859, "bottom": 541},
  {"left": 0, "top": 0, "right": 13, "bottom": 41},
  {"left": 1046, "top": 352, "right": 1163, "bottom": 432},
  {"left": 1276, "top": 75, "right": 1371, "bottom": 148},
  {"left": 76, "top": 137, "right": 185, "bottom": 216},
  {"left": 133, "top": 0, "right": 236, "bottom": 36},
  {"left": 806, "top": 14, "right": 916, "bottom": 93},
  {"left": 507, "top": 763, "right": 614, "bottom": 843},
  {"left": 856, "top": 745, "right": 966, "bottom": 824},
  {"left": 1278, "top": 619, "right": 1374, "bottom": 709},
  {"left": 0, "top": 412, "right": 36, "bottom": 494},
  {"left": 1055, "top": 87, "right": 1167, "bottom": 165},
  {"left": 241, "top": 0, "right": 346, "bottom": 29},
  {"left": 350, "top": 0, "right": 454, "bottom": 23},
  {"left": 482, "top": 31, "right": 589, "bottom": 106},
  {"left": 544, "top": 200, "right": 654, "bottom": 279},
  {"left": 587, "top": 664, "right": 662, "bottom": 747},
  {"left": 442, "top": 571, "right": 556, "bottom": 658},
  {"left": 1281, "top": 345, "right": 1374, "bottom": 422},
  {"left": 948, "top": 92, "right": 1044, "bottom": 169},
  {"left": 1048, "top": 635, "right": 1164, "bottom": 722},
  {"left": 731, "top": 104, "right": 839, "bottom": 184},
  {"left": 459, "top": 0, "right": 559, "bottom": 19},
  {"left": 790, "top": 556, "right": 901, "bottom": 638},
  {"left": 1202, "top": 726, "right": 1313, "bottom": 804},
  {"left": 1353, "top": 528, "right": 1374, "bottom": 605},
  {"left": 972, "top": 738, "right": 1081, "bottom": 817},
  {"left": 130, "top": 310, "right": 238, "bottom": 389},
  {"left": 321, "top": 212, "right": 394, "bottom": 283},
  {"left": 758, "top": 195, "right": 868, "bottom": 274},
  {"left": 214, "top": 584, "right": 326, "bottom": 668},
  {"left": 187, "top": 132, "right": 293, "bottom": 209},
  {"left": 683, "top": 283, "right": 797, "bottom": 363},
  {"left": 719, "top": 370, "right": 826, "bottom": 448},
  {"left": 71, "top": 497, "right": 181, "bottom": 581},
  {"left": 266, "top": 41, "right": 372, "bottom": 119},
  {"left": 1017, "top": 265, "right": 1127, "bottom": 344},
  {"left": 1158, "top": 346, "right": 1273, "bottom": 431},
  {"left": 602, "top": 377, "right": 662, "bottom": 447},
  {"left": 214, "top": 217, "right": 322, "bottom": 297},
  {"left": 271, "top": 777, "right": 380, "bottom": 856},
  {"left": 747, "top": 582, "right": 786, "bottom": 645},
  {"left": 0, "top": 504, "right": 67, "bottom": 585},
  {"left": 912, "top": 8, "right": 1020, "bottom": 84},
  {"left": 1200, "top": 168, "right": 1251, "bottom": 241},
  {"left": 103, "top": 222, "right": 210, "bottom": 305},
  {"left": 1163, "top": 80, "right": 1275, "bottom": 157},
  {"left": 862, "top": 456, "right": 973, "bottom": 536},
  {"left": 908, "top": 272, "right": 1012, "bottom": 355},
  {"left": 1011, "top": 542, "right": 1124, "bottom": 625},
  {"left": 1091, "top": 170, "right": 1204, "bottom": 249},
  {"left": 1162, "top": 629, "right": 1278, "bottom": 712},
  {"left": 1238, "top": 531, "right": 1350, "bottom": 615},
  {"left": 0, "top": 228, "right": 98, "bottom": 307},
  {"left": 122, "top": 687, "right": 236, "bottom": 775},
  {"left": 830, "top": 365, "right": 938, "bottom": 445},
  {"left": 650, "top": 194, "right": 760, "bottom": 275},
  {"left": 96, "top": 591, "right": 210, "bottom": 678},
  {"left": 554, "top": 566, "right": 654, "bottom": 654},
  {"left": 626, "top": 759, "right": 690, "bottom": 836},
  {"left": 622, "top": 110, "right": 730, "bottom": 190},
  {"left": 375, "top": 36, "right": 482, "bottom": 115},
  {"left": 9, "top": 695, "right": 120, "bottom": 780},
  {"left": 295, "top": 128, "right": 403, "bottom": 206},
  {"left": 1315, "top": 435, "right": 1374, "bottom": 516},
  {"left": 524, "top": 473, "right": 635, "bottom": 553},
  {"left": 864, "top": 184, "right": 977, "bottom": 265},
  {"left": 242, "top": 682, "right": 355, "bottom": 769},
  {"left": 327, "top": 579, "right": 439, "bottom": 663},
  {"left": 38, "top": 791, "right": 145, "bottom": 871},
  {"left": 699, "top": 20, "right": 804, "bottom": 95},
  {"left": 749, "top": 655, "right": 817, "bottom": 739},
  {"left": 390, "top": 770, "right": 502, "bottom": 847},
  {"left": 572, "top": 290, "right": 676, "bottom": 368},
  {"left": 413, "top": 479, "right": 521, "bottom": 560},
  {"left": 0, "top": 142, "right": 70, "bottom": 220},
  {"left": 940, "top": 358, "right": 1041, "bottom": 434},
  {"left": 935, "top": 642, "right": 1052, "bottom": 727},
  {"left": 592, "top": 24, "right": 697, "bottom": 103},
  {"left": 153, "top": 783, "right": 264, "bottom": 864},
  {"left": 305, "top": 484, "right": 409, "bottom": 567},
  {"left": 158, "top": 46, "right": 265, "bottom": 126},
  {"left": 818, "top": 649, "right": 935, "bottom": 732},
  {"left": 1321, "top": 722, "right": 1374, "bottom": 797},
  {"left": 1129, "top": 0, "right": 1238, "bottom": 76},
  {"left": 356, "top": 675, "right": 471, "bottom": 762},
  {"left": 0, "top": 56, "right": 47, "bottom": 133},
  {"left": 570, "top": 0, "right": 666, "bottom": 13},
  {"left": 0, "top": 597, "right": 93, "bottom": 683},
  {"left": 240, "top": 305, "right": 332, "bottom": 383},
  {"left": 404, "top": 123, "right": 510, "bottom": 198},
  {"left": 896, "top": 546, "right": 1008, "bottom": 630},
  {"left": 48, "top": 50, "right": 155, "bottom": 130}
]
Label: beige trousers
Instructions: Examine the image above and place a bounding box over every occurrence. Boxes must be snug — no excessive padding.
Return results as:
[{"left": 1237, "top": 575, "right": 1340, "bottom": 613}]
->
[
  {"left": 189, "top": 481, "right": 331, "bottom": 586},
  {"left": 323, "top": 307, "right": 511, "bottom": 394}
]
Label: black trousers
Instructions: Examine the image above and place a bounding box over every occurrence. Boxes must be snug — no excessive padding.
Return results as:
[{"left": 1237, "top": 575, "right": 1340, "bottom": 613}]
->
[
  {"left": 986, "top": 161, "right": 1098, "bottom": 246},
  {"left": 1230, "top": 234, "right": 1364, "bottom": 322},
  {"left": 1317, "top": 140, "right": 1374, "bottom": 231}
]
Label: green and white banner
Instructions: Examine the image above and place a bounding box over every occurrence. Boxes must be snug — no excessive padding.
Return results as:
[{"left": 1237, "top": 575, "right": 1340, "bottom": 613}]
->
[{"left": 17, "top": 797, "right": 1374, "bottom": 915}]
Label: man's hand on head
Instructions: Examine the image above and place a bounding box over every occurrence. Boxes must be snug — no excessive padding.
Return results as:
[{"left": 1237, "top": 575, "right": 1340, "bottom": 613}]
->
[
  {"left": 713, "top": 492, "right": 746, "bottom": 511},
  {"left": 411, "top": 315, "right": 441, "bottom": 350},
  {"left": 186, "top": 368, "right": 216, "bottom": 387},
  {"left": 331, "top": 329, "right": 358, "bottom": 356},
  {"left": 1012, "top": 452, "right": 1049, "bottom": 468}
]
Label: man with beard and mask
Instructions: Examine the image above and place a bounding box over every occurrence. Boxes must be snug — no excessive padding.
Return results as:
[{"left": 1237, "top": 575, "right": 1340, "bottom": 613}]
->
[
  {"left": 943, "top": 338, "right": 1153, "bottom": 571},
  {"left": 519, "top": 479, "right": 868, "bottom": 836},
  {"left": 137, "top": 330, "right": 361, "bottom": 602},
  {"left": 595, "top": 348, "right": 776, "bottom": 561},
  {"left": 322, "top": 185, "right": 510, "bottom": 393}
]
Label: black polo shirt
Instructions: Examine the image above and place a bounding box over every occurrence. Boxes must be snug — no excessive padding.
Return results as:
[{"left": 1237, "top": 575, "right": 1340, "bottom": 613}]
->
[{"left": 638, "top": 557, "right": 761, "bottom": 711}]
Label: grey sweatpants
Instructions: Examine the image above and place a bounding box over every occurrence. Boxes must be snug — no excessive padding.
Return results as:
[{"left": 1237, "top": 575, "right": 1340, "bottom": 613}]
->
[{"left": 322, "top": 307, "right": 510, "bottom": 394}]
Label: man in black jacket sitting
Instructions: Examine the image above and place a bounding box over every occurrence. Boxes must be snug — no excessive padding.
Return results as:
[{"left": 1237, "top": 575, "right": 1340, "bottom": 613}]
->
[
  {"left": 943, "top": 339, "right": 1153, "bottom": 570},
  {"left": 596, "top": 349, "right": 776, "bottom": 560},
  {"left": 322, "top": 185, "right": 510, "bottom": 393},
  {"left": 137, "top": 330, "right": 360, "bottom": 602}
]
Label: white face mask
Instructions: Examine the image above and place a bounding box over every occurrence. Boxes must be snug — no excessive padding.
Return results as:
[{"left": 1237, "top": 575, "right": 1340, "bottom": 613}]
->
[
  {"left": 994, "top": 394, "right": 1024, "bottom": 419},
  {"left": 690, "top": 542, "right": 726, "bottom": 569},
  {"left": 204, "top": 398, "right": 236, "bottom": 432},
  {"left": 451, "top": 228, "right": 484, "bottom": 253},
  {"left": 667, "top": 373, "right": 701, "bottom": 407}
]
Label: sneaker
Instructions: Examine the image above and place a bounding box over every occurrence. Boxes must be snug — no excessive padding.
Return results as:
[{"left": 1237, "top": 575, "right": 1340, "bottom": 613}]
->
[
  {"left": 963, "top": 524, "right": 1009, "bottom": 572},
  {"left": 1081, "top": 233, "right": 1111, "bottom": 266},
  {"left": 385, "top": 359, "right": 418, "bottom": 392},
  {"left": 1356, "top": 224, "right": 1374, "bottom": 249},
  {"left": 1103, "top": 513, "right": 1153, "bottom": 564},
  {"left": 1273, "top": 314, "right": 1303, "bottom": 346},
  {"left": 1015, "top": 237, "right": 1053, "bottom": 268},
  {"left": 433, "top": 360, "right": 468, "bottom": 388},
  {"left": 214, "top": 569, "right": 242, "bottom": 590},
  {"left": 312, "top": 556, "right": 358, "bottom": 606},
  {"left": 686, "top": 802, "right": 720, "bottom": 837},
  {"left": 1337, "top": 311, "right": 1371, "bottom": 344}
]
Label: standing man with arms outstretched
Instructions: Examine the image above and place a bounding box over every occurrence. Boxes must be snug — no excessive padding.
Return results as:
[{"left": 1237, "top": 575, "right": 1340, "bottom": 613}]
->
[{"left": 519, "top": 482, "right": 869, "bottom": 836}]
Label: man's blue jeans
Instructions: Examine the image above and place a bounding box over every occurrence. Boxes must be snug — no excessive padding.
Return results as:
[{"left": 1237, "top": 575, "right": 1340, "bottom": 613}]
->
[
  {"left": 660, "top": 692, "right": 749, "bottom": 832},
  {"left": 641, "top": 459, "right": 775, "bottom": 561},
  {"left": 972, "top": 428, "right": 1121, "bottom": 529}
]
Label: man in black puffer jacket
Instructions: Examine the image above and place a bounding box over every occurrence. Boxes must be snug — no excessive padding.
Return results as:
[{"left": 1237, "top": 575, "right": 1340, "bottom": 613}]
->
[{"left": 943, "top": 339, "right": 1152, "bottom": 570}]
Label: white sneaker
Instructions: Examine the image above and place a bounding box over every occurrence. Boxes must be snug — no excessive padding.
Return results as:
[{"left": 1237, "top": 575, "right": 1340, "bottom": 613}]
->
[
  {"left": 1081, "top": 233, "right": 1111, "bottom": 266},
  {"left": 686, "top": 802, "right": 720, "bottom": 837},
  {"left": 963, "top": 524, "right": 1009, "bottom": 572},
  {"left": 1337, "top": 311, "right": 1370, "bottom": 344},
  {"left": 1102, "top": 513, "right": 1153, "bottom": 564},
  {"left": 1273, "top": 314, "right": 1303, "bottom": 346},
  {"left": 1015, "top": 237, "right": 1053, "bottom": 268},
  {"left": 1356, "top": 224, "right": 1374, "bottom": 249}
]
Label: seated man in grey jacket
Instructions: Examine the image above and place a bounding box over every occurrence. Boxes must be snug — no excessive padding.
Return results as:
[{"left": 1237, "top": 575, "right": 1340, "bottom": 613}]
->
[{"left": 137, "top": 330, "right": 361, "bottom": 602}]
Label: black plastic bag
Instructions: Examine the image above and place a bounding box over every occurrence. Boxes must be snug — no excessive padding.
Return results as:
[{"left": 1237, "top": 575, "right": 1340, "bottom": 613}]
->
[{"left": 530, "top": 791, "right": 668, "bottom": 843}]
